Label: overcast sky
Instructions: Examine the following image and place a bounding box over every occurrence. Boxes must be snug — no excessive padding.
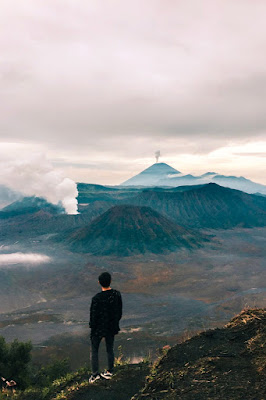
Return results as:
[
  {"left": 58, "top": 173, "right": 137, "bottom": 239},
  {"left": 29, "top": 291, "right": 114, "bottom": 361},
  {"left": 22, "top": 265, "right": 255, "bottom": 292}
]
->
[{"left": 1, "top": 0, "right": 266, "bottom": 185}]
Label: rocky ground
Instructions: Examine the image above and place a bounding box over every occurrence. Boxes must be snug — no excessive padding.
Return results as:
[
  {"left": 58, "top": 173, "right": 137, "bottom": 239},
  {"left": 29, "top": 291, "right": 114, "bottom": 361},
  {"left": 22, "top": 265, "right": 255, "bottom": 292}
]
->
[{"left": 132, "top": 308, "right": 266, "bottom": 400}]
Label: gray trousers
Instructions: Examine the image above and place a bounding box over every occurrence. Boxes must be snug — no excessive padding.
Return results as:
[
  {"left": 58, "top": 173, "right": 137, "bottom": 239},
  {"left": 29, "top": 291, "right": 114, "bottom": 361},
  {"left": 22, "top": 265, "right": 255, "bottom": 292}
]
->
[{"left": 91, "top": 334, "right": 115, "bottom": 375}]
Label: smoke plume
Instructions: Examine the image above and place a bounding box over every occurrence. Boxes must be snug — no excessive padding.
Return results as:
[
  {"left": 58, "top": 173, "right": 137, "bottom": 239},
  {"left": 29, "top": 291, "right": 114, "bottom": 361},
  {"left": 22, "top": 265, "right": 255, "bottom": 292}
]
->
[
  {"left": 0, "top": 152, "right": 78, "bottom": 214},
  {"left": 155, "top": 150, "right": 161, "bottom": 163}
]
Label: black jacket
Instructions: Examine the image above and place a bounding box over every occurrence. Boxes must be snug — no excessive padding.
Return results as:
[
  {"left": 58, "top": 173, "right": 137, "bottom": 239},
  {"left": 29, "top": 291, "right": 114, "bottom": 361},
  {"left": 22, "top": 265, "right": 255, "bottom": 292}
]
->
[{"left": 89, "top": 289, "right": 122, "bottom": 337}]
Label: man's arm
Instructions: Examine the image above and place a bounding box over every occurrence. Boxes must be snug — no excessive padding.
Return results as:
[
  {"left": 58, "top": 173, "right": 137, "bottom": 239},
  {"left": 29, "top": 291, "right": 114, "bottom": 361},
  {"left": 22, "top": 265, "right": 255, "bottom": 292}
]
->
[
  {"left": 117, "top": 292, "right": 122, "bottom": 321},
  {"left": 89, "top": 297, "right": 98, "bottom": 331}
]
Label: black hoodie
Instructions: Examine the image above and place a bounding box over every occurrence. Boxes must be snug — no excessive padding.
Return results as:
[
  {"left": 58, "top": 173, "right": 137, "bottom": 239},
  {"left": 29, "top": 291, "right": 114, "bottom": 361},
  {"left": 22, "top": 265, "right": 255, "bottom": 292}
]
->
[{"left": 89, "top": 289, "right": 122, "bottom": 337}]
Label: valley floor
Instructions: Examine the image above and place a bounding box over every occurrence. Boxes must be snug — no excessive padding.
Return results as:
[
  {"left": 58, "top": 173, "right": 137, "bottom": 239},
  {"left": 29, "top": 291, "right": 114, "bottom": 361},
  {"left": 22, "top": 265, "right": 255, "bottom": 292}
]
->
[{"left": 0, "top": 228, "right": 265, "bottom": 368}]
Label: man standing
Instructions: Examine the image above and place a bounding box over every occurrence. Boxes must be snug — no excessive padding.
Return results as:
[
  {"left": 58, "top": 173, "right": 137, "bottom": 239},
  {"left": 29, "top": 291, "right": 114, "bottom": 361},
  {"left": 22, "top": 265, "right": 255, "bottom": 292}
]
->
[{"left": 89, "top": 272, "right": 122, "bottom": 383}]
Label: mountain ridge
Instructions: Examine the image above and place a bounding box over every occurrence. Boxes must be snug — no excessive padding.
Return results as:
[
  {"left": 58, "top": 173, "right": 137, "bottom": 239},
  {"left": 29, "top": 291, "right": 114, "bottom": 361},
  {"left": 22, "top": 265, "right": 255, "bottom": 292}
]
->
[
  {"left": 121, "top": 162, "right": 266, "bottom": 194},
  {"left": 128, "top": 183, "right": 266, "bottom": 229}
]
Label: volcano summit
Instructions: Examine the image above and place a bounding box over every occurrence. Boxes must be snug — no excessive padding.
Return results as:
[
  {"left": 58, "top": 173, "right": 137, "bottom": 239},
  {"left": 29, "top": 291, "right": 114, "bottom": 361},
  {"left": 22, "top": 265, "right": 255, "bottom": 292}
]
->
[{"left": 121, "top": 163, "right": 180, "bottom": 187}]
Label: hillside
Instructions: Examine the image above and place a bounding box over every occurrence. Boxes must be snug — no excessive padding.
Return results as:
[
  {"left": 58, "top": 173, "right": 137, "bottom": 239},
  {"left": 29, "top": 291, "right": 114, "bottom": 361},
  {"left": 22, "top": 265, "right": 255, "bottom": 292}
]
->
[
  {"left": 66, "top": 205, "right": 207, "bottom": 256},
  {"left": 0, "top": 196, "right": 64, "bottom": 219},
  {"left": 132, "top": 308, "right": 266, "bottom": 400},
  {"left": 0, "top": 196, "right": 110, "bottom": 240},
  {"left": 0, "top": 184, "right": 22, "bottom": 209},
  {"left": 77, "top": 183, "right": 119, "bottom": 204},
  {"left": 11, "top": 309, "right": 266, "bottom": 400},
  {"left": 77, "top": 183, "right": 141, "bottom": 214},
  {"left": 129, "top": 183, "right": 266, "bottom": 228},
  {"left": 0, "top": 210, "right": 96, "bottom": 241}
]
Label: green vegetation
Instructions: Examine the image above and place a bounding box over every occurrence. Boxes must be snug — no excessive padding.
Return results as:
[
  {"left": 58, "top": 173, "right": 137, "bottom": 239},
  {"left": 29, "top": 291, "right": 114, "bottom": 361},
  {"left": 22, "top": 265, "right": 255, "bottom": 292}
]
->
[
  {"left": 0, "top": 337, "right": 32, "bottom": 389},
  {"left": 0, "top": 340, "right": 148, "bottom": 400},
  {"left": 31, "top": 358, "right": 71, "bottom": 389},
  {"left": 4, "top": 366, "right": 91, "bottom": 400},
  {"left": 0, "top": 337, "right": 73, "bottom": 399},
  {"left": 0, "top": 364, "right": 149, "bottom": 400}
]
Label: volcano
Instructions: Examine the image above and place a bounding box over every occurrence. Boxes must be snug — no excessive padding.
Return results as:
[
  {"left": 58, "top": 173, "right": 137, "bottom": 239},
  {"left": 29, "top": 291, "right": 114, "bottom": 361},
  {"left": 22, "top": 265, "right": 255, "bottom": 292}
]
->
[
  {"left": 66, "top": 205, "right": 206, "bottom": 256},
  {"left": 121, "top": 163, "right": 180, "bottom": 187}
]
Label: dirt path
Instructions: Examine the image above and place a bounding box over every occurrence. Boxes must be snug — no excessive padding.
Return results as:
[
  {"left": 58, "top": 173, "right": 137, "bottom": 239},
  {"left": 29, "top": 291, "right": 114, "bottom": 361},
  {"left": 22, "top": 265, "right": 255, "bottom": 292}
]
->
[{"left": 69, "top": 364, "right": 149, "bottom": 400}]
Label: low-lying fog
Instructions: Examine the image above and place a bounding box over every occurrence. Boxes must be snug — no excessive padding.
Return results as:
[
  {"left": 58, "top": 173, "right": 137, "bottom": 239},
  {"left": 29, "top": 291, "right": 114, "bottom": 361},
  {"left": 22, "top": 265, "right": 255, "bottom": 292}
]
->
[{"left": 0, "top": 252, "right": 51, "bottom": 266}]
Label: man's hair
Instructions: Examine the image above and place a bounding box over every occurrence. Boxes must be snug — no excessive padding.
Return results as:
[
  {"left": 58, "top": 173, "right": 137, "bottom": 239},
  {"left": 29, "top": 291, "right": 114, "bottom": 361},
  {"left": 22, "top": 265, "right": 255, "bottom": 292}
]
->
[{"left": 98, "top": 272, "right": 111, "bottom": 288}]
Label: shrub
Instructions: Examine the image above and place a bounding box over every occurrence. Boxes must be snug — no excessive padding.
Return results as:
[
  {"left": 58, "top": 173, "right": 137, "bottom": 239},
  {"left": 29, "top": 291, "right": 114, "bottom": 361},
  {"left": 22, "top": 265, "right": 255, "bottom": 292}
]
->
[
  {"left": 32, "top": 358, "right": 71, "bottom": 388},
  {"left": 0, "top": 336, "right": 32, "bottom": 389}
]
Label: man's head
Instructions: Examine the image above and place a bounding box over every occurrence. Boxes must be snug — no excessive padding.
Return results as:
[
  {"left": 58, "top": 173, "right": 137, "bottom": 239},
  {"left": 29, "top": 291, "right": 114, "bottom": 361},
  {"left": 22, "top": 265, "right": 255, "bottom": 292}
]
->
[{"left": 98, "top": 272, "right": 111, "bottom": 288}]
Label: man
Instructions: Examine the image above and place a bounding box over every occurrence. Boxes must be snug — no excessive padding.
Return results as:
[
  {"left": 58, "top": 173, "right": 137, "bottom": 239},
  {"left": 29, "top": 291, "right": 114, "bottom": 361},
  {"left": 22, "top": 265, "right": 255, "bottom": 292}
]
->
[
  {"left": 89, "top": 272, "right": 122, "bottom": 383},
  {"left": 1, "top": 377, "right": 17, "bottom": 393}
]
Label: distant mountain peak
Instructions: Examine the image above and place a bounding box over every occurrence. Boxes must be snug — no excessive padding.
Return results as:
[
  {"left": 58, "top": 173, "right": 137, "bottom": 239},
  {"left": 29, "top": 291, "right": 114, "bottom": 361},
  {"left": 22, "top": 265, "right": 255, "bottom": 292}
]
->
[
  {"left": 141, "top": 162, "right": 180, "bottom": 172},
  {"left": 200, "top": 172, "right": 218, "bottom": 177},
  {"left": 121, "top": 162, "right": 181, "bottom": 186}
]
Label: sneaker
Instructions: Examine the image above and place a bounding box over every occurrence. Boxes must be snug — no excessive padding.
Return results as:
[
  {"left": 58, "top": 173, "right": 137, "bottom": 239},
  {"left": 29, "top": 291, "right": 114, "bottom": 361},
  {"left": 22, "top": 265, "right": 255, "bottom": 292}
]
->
[
  {"left": 100, "top": 370, "right": 113, "bottom": 380},
  {"left": 89, "top": 374, "right": 101, "bottom": 383}
]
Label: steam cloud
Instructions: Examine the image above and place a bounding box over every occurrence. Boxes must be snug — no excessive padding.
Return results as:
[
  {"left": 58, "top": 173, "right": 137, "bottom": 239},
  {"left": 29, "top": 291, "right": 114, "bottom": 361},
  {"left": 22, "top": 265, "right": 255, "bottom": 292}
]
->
[
  {"left": 155, "top": 150, "right": 161, "bottom": 163},
  {"left": 0, "top": 152, "right": 78, "bottom": 214}
]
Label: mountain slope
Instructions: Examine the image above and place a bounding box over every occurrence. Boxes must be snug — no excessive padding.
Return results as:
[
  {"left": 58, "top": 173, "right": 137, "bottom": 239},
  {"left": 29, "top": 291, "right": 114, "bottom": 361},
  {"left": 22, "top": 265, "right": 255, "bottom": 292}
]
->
[
  {"left": 66, "top": 205, "right": 207, "bottom": 256},
  {"left": 212, "top": 174, "right": 266, "bottom": 194},
  {"left": 161, "top": 173, "right": 266, "bottom": 194},
  {"left": 162, "top": 172, "right": 266, "bottom": 194},
  {"left": 0, "top": 184, "right": 22, "bottom": 209},
  {"left": 0, "top": 196, "right": 64, "bottom": 218},
  {"left": 129, "top": 183, "right": 266, "bottom": 228},
  {"left": 77, "top": 183, "right": 142, "bottom": 213},
  {"left": 121, "top": 163, "right": 180, "bottom": 186},
  {"left": 77, "top": 183, "right": 119, "bottom": 204},
  {"left": 132, "top": 308, "right": 266, "bottom": 400}
]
